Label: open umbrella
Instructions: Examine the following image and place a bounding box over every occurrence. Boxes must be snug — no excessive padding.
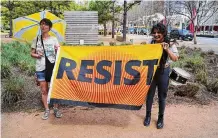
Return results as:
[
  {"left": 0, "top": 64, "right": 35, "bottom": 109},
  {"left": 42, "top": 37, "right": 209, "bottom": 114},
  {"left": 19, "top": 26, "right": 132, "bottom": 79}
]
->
[{"left": 13, "top": 11, "right": 66, "bottom": 43}]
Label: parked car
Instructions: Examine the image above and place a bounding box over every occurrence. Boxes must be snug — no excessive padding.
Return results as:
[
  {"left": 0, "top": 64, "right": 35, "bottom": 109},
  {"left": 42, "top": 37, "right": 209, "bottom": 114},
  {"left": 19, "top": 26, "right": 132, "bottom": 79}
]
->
[
  {"left": 133, "top": 28, "right": 147, "bottom": 35},
  {"left": 129, "top": 28, "right": 134, "bottom": 34},
  {"left": 170, "top": 29, "right": 193, "bottom": 41},
  {"left": 139, "top": 28, "right": 147, "bottom": 35}
]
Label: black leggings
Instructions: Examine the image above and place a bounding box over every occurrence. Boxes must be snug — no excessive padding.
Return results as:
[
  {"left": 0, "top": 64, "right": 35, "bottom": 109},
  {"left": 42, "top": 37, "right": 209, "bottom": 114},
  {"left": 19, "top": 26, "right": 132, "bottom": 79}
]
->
[{"left": 146, "top": 67, "right": 170, "bottom": 115}]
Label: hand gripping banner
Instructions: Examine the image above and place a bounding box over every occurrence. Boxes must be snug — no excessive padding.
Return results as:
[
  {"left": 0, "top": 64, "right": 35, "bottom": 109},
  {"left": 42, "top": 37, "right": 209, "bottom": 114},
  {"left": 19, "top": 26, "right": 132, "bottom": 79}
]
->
[{"left": 48, "top": 44, "right": 162, "bottom": 110}]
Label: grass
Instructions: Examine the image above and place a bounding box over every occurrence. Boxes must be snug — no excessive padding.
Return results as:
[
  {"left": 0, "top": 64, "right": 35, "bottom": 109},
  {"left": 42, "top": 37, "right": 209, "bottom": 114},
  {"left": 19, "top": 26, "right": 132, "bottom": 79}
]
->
[
  {"left": 207, "top": 79, "right": 218, "bottom": 94},
  {"left": 1, "top": 41, "right": 35, "bottom": 107},
  {"left": 1, "top": 76, "right": 25, "bottom": 105},
  {"left": 1, "top": 41, "right": 35, "bottom": 75},
  {"left": 120, "top": 42, "right": 132, "bottom": 46},
  {"left": 171, "top": 46, "right": 208, "bottom": 84},
  {"left": 1, "top": 56, "right": 12, "bottom": 79}
]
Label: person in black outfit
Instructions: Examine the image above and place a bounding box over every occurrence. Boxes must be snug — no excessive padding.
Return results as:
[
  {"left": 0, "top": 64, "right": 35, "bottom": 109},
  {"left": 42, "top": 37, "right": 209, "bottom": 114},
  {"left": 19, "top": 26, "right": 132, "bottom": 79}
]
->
[{"left": 144, "top": 23, "right": 179, "bottom": 129}]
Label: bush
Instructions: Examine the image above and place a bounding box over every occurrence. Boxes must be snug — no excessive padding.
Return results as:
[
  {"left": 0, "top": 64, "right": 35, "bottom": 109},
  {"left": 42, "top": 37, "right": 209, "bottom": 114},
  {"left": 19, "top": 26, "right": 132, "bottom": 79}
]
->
[
  {"left": 200, "top": 51, "right": 207, "bottom": 58},
  {"left": 174, "top": 82, "right": 199, "bottom": 97},
  {"left": 140, "top": 41, "right": 147, "bottom": 45},
  {"left": 207, "top": 79, "right": 218, "bottom": 94},
  {"left": 185, "top": 55, "right": 205, "bottom": 72},
  {"left": 109, "top": 41, "right": 116, "bottom": 46},
  {"left": 1, "top": 41, "right": 35, "bottom": 75},
  {"left": 1, "top": 58, "right": 12, "bottom": 79},
  {"left": 120, "top": 42, "right": 132, "bottom": 46},
  {"left": 2, "top": 76, "right": 25, "bottom": 105},
  {"left": 97, "top": 42, "right": 104, "bottom": 46},
  {"left": 26, "top": 61, "right": 35, "bottom": 76},
  {"left": 207, "top": 50, "right": 215, "bottom": 55},
  {"left": 195, "top": 69, "right": 207, "bottom": 84},
  {"left": 171, "top": 47, "right": 208, "bottom": 84},
  {"left": 172, "top": 47, "right": 206, "bottom": 72},
  {"left": 117, "top": 32, "right": 121, "bottom": 35}
]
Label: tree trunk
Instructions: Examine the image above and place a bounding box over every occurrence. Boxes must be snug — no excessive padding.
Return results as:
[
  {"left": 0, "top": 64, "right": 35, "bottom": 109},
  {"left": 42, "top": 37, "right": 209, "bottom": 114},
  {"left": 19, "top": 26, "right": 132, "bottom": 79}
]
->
[
  {"left": 50, "top": 1, "right": 53, "bottom": 13},
  {"left": 8, "top": 0, "right": 13, "bottom": 38},
  {"left": 104, "top": 22, "right": 107, "bottom": 36},
  {"left": 123, "top": 0, "right": 127, "bottom": 42},
  {"left": 9, "top": 13, "right": 13, "bottom": 37},
  {"left": 112, "top": 1, "right": 115, "bottom": 38},
  {"left": 194, "top": 26, "right": 197, "bottom": 44}
]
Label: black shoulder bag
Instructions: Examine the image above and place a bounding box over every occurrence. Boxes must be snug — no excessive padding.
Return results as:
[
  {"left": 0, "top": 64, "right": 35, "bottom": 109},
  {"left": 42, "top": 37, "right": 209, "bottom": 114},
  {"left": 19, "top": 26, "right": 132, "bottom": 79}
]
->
[{"left": 40, "top": 35, "right": 55, "bottom": 82}]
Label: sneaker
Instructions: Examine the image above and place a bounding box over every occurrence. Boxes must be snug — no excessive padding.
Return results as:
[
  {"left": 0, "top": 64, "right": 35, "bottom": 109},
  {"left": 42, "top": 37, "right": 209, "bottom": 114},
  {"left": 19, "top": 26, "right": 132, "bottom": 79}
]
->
[
  {"left": 42, "top": 109, "right": 50, "bottom": 120},
  {"left": 53, "top": 108, "right": 62, "bottom": 118}
]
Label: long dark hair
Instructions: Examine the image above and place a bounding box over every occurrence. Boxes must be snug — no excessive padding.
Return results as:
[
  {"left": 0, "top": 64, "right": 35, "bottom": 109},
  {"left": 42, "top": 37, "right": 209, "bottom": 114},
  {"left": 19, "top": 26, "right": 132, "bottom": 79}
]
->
[{"left": 150, "top": 23, "right": 169, "bottom": 73}]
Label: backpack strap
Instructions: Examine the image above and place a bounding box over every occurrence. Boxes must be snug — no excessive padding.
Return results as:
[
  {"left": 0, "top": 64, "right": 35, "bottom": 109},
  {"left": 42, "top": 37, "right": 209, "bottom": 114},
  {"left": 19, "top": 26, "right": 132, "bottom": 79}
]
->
[{"left": 35, "top": 36, "right": 39, "bottom": 54}]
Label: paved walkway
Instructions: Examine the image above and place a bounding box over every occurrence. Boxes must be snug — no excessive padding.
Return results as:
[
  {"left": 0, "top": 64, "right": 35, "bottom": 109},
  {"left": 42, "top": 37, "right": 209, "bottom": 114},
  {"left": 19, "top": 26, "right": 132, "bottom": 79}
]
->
[
  {"left": 2, "top": 103, "right": 218, "bottom": 138},
  {"left": 1, "top": 34, "right": 217, "bottom": 54},
  {"left": 98, "top": 35, "right": 218, "bottom": 54}
]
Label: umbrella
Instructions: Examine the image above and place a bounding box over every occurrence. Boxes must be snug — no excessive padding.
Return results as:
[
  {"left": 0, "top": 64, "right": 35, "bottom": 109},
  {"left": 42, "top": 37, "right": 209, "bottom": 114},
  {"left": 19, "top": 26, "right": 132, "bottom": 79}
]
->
[{"left": 13, "top": 11, "right": 66, "bottom": 43}]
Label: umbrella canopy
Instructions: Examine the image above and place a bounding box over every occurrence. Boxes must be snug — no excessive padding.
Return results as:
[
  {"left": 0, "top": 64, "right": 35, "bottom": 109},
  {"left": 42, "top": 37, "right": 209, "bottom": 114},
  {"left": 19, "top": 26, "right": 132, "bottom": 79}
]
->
[{"left": 13, "top": 11, "right": 66, "bottom": 43}]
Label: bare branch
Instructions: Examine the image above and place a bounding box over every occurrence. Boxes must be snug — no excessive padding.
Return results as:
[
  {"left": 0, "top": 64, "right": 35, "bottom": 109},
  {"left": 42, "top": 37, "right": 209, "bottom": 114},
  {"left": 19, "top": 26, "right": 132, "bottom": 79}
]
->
[
  {"left": 200, "top": 8, "right": 218, "bottom": 25},
  {"left": 126, "top": 1, "right": 141, "bottom": 11}
]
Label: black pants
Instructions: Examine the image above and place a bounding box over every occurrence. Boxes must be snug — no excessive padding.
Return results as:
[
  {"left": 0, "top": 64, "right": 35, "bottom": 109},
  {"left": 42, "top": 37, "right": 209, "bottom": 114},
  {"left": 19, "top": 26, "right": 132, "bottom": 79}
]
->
[{"left": 146, "top": 66, "right": 170, "bottom": 115}]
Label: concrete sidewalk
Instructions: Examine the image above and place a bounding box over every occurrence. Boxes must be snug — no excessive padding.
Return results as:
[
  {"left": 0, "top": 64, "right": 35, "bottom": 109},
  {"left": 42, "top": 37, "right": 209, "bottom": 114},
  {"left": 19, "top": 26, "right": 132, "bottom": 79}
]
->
[{"left": 98, "top": 35, "right": 218, "bottom": 54}]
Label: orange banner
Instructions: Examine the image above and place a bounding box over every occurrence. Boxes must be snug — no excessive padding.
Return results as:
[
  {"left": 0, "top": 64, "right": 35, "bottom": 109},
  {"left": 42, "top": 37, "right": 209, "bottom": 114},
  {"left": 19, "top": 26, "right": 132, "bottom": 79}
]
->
[{"left": 48, "top": 44, "right": 162, "bottom": 110}]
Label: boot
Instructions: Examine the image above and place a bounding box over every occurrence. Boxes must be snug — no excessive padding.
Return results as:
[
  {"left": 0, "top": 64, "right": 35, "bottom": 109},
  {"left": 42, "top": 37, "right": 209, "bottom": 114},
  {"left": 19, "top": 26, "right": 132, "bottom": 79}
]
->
[
  {"left": 157, "top": 114, "right": 164, "bottom": 129},
  {"left": 143, "top": 111, "right": 151, "bottom": 126}
]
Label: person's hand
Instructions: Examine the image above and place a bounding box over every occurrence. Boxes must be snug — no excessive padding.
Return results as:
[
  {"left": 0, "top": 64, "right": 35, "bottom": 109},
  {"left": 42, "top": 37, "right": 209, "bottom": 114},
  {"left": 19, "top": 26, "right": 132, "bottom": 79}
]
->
[
  {"left": 54, "top": 45, "right": 60, "bottom": 53},
  {"left": 37, "top": 51, "right": 43, "bottom": 58},
  {"left": 162, "top": 42, "right": 169, "bottom": 51}
]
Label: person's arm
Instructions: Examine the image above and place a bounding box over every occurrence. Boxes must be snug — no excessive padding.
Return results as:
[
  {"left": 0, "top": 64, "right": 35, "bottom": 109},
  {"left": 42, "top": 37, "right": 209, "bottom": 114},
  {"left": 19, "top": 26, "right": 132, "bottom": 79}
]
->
[
  {"left": 30, "top": 37, "right": 42, "bottom": 59},
  {"left": 31, "top": 48, "right": 41, "bottom": 59},
  {"left": 54, "top": 37, "right": 60, "bottom": 53},
  {"left": 162, "top": 42, "right": 179, "bottom": 62}
]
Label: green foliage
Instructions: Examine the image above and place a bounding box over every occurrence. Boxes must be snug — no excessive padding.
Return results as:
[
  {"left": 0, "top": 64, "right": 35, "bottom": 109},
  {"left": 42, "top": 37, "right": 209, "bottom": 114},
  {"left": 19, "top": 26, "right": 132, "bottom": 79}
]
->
[
  {"left": 195, "top": 69, "right": 207, "bottom": 84},
  {"left": 89, "top": 1, "right": 122, "bottom": 26},
  {"left": 89, "top": 1, "right": 113, "bottom": 24},
  {"left": 171, "top": 47, "right": 208, "bottom": 84},
  {"left": 1, "top": 57, "right": 12, "bottom": 79},
  {"left": 207, "top": 79, "right": 218, "bottom": 94},
  {"left": 140, "top": 41, "right": 147, "bottom": 45},
  {"left": 1, "top": 41, "right": 35, "bottom": 76},
  {"left": 2, "top": 76, "right": 25, "bottom": 105},
  {"left": 109, "top": 41, "right": 116, "bottom": 46},
  {"left": 185, "top": 53, "right": 205, "bottom": 72},
  {"left": 172, "top": 47, "right": 205, "bottom": 71},
  {"left": 120, "top": 42, "right": 132, "bottom": 46},
  {"left": 97, "top": 42, "right": 104, "bottom": 46},
  {"left": 1, "top": 1, "right": 77, "bottom": 32}
]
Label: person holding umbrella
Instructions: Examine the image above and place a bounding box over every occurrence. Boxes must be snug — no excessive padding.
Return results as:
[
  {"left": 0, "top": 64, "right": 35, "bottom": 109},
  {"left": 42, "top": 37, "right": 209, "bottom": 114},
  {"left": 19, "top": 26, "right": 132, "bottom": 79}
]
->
[{"left": 31, "top": 18, "right": 62, "bottom": 120}]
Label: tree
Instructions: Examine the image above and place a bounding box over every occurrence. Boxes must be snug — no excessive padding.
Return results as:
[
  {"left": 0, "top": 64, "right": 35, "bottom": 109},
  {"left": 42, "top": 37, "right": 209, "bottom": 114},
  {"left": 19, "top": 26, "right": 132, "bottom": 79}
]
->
[
  {"left": 127, "top": 1, "right": 165, "bottom": 30},
  {"left": 171, "top": 1, "right": 218, "bottom": 44},
  {"left": 1, "top": 0, "right": 21, "bottom": 37},
  {"left": 89, "top": 1, "right": 114, "bottom": 36},
  {"left": 45, "top": 1, "right": 73, "bottom": 18},
  {"left": 123, "top": 0, "right": 141, "bottom": 41},
  {"left": 1, "top": 1, "right": 76, "bottom": 36},
  {"left": 112, "top": 1, "right": 116, "bottom": 38},
  {"left": 111, "top": 1, "right": 122, "bottom": 38}
]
